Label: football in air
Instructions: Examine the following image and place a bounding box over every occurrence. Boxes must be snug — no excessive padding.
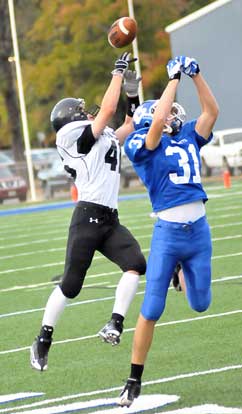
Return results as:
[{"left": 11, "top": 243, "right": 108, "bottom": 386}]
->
[{"left": 108, "top": 17, "right": 137, "bottom": 48}]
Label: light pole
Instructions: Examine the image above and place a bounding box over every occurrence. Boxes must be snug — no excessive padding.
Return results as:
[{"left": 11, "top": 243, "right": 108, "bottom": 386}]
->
[
  {"left": 8, "top": 0, "right": 36, "bottom": 201},
  {"left": 127, "top": 0, "right": 144, "bottom": 103}
]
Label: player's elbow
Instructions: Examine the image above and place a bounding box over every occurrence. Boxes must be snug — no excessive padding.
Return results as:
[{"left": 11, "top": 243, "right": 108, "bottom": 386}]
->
[{"left": 102, "top": 103, "right": 117, "bottom": 118}]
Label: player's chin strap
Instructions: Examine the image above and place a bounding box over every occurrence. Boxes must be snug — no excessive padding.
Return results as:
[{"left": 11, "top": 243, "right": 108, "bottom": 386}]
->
[
  {"left": 163, "top": 119, "right": 182, "bottom": 135},
  {"left": 163, "top": 124, "right": 173, "bottom": 134}
]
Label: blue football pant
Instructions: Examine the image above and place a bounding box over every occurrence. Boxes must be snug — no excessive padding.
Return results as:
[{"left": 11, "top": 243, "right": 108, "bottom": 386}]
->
[{"left": 141, "top": 216, "right": 212, "bottom": 320}]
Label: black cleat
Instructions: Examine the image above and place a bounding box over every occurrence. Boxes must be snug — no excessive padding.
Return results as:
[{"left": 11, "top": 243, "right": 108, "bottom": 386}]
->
[
  {"left": 98, "top": 319, "right": 123, "bottom": 346},
  {"left": 118, "top": 378, "right": 141, "bottom": 407},
  {"left": 30, "top": 336, "right": 52, "bottom": 371},
  {"left": 172, "top": 263, "right": 182, "bottom": 292}
]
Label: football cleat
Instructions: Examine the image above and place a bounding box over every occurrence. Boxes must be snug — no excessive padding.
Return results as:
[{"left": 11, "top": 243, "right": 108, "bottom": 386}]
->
[
  {"left": 98, "top": 319, "right": 123, "bottom": 346},
  {"left": 30, "top": 336, "right": 52, "bottom": 371},
  {"left": 118, "top": 378, "right": 141, "bottom": 407},
  {"left": 172, "top": 263, "right": 182, "bottom": 292}
]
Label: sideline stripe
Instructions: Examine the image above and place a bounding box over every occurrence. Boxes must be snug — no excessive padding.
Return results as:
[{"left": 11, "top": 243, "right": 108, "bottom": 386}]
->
[
  {"left": 0, "top": 186, "right": 241, "bottom": 217},
  {"left": 0, "top": 194, "right": 148, "bottom": 217},
  {"left": 0, "top": 308, "right": 241, "bottom": 356},
  {"left": 0, "top": 393, "right": 44, "bottom": 405},
  {"left": 0, "top": 364, "right": 241, "bottom": 413}
]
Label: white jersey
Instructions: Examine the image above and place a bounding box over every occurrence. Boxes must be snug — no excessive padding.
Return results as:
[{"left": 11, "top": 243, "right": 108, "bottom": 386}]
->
[{"left": 56, "top": 120, "right": 121, "bottom": 209}]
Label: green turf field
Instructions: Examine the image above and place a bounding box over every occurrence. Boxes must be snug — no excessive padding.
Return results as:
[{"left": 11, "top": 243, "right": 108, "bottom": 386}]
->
[{"left": 0, "top": 180, "right": 242, "bottom": 414}]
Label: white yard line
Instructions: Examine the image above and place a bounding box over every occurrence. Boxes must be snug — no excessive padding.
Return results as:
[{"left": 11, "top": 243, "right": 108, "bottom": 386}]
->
[
  {"left": 0, "top": 308, "right": 241, "bottom": 356},
  {"left": 0, "top": 363, "right": 241, "bottom": 413},
  {"left": 0, "top": 233, "right": 241, "bottom": 261}
]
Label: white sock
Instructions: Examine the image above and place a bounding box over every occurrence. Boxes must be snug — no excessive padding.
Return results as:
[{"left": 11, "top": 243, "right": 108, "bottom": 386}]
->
[
  {"left": 112, "top": 272, "right": 140, "bottom": 317},
  {"left": 42, "top": 286, "right": 68, "bottom": 328}
]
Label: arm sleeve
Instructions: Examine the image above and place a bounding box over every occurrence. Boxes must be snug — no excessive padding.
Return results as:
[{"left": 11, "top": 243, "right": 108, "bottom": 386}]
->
[
  {"left": 126, "top": 96, "right": 140, "bottom": 117},
  {"left": 76, "top": 124, "right": 96, "bottom": 154}
]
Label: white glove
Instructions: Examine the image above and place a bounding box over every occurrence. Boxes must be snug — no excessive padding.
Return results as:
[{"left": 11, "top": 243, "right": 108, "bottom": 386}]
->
[{"left": 123, "top": 70, "right": 142, "bottom": 97}]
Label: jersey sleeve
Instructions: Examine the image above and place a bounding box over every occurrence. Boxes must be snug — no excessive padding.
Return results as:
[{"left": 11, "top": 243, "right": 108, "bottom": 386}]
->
[
  {"left": 124, "top": 129, "right": 152, "bottom": 163},
  {"left": 77, "top": 124, "right": 96, "bottom": 154},
  {"left": 185, "top": 120, "right": 213, "bottom": 149}
]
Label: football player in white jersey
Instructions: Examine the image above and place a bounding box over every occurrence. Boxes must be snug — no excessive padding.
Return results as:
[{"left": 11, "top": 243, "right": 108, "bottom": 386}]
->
[
  {"left": 118, "top": 56, "right": 219, "bottom": 407},
  {"left": 30, "top": 52, "right": 146, "bottom": 372}
]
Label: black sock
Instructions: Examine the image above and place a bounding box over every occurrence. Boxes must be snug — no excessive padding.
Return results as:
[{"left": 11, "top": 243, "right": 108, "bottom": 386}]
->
[
  {"left": 130, "top": 363, "right": 144, "bottom": 381},
  {"left": 111, "top": 313, "right": 124, "bottom": 324},
  {"left": 40, "top": 325, "right": 54, "bottom": 340}
]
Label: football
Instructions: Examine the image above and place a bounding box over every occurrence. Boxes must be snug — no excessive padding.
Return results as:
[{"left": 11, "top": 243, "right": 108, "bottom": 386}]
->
[{"left": 108, "top": 17, "right": 137, "bottom": 48}]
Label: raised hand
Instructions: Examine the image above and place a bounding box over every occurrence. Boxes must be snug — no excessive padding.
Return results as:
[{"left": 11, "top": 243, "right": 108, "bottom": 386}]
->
[
  {"left": 112, "top": 52, "right": 136, "bottom": 76},
  {"left": 176, "top": 55, "right": 200, "bottom": 77},
  {"left": 123, "top": 70, "right": 142, "bottom": 97}
]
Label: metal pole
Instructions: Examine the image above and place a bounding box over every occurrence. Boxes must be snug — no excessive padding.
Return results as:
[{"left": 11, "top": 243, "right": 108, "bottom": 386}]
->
[
  {"left": 127, "top": 0, "right": 144, "bottom": 103},
  {"left": 8, "top": 0, "right": 36, "bottom": 201}
]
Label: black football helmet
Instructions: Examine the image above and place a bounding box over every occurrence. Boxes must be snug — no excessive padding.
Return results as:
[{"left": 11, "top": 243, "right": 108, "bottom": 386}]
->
[{"left": 50, "top": 98, "right": 87, "bottom": 132}]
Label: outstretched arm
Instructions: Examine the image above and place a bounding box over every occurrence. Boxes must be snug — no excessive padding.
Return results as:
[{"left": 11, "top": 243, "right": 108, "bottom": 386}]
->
[
  {"left": 145, "top": 59, "right": 181, "bottom": 150},
  {"left": 91, "top": 52, "right": 131, "bottom": 139},
  {"left": 116, "top": 70, "right": 141, "bottom": 145},
  {"left": 192, "top": 73, "right": 219, "bottom": 139},
  {"left": 176, "top": 56, "right": 219, "bottom": 139}
]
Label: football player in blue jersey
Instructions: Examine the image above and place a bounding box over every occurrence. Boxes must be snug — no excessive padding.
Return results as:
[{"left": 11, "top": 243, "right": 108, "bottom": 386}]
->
[{"left": 118, "top": 55, "right": 219, "bottom": 407}]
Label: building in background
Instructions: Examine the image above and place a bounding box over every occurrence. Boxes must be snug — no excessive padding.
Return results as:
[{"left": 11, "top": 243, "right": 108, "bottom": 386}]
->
[{"left": 165, "top": 0, "right": 242, "bottom": 130}]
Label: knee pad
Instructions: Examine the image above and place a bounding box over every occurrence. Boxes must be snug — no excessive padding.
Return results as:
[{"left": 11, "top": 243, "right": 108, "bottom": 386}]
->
[
  {"left": 60, "top": 264, "right": 86, "bottom": 299},
  {"left": 188, "top": 289, "right": 211, "bottom": 313},
  {"left": 141, "top": 293, "right": 166, "bottom": 321},
  {"left": 132, "top": 253, "right": 146, "bottom": 275}
]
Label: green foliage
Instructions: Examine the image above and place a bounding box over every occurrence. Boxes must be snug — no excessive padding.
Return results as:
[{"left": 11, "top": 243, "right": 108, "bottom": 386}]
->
[{"left": 0, "top": 0, "right": 215, "bottom": 146}]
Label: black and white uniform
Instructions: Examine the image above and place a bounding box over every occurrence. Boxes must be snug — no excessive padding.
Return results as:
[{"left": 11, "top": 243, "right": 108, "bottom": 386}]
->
[{"left": 56, "top": 121, "right": 146, "bottom": 299}]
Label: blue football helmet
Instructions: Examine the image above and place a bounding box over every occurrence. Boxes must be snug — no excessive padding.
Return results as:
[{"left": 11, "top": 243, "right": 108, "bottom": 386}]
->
[
  {"left": 133, "top": 100, "right": 186, "bottom": 135},
  {"left": 133, "top": 100, "right": 158, "bottom": 130}
]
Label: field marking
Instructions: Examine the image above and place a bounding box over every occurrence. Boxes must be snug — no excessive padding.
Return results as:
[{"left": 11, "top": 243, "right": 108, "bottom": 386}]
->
[
  {"left": 0, "top": 212, "right": 152, "bottom": 236},
  {"left": 0, "top": 248, "right": 241, "bottom": 275},
  {"left": 0, "top": 271, "right": 241, "bottom": 316},
  {"left": 0, "top": 232, "right": 241, "bottom": 261},
  {"left": 0, "top": 364, "right": 241, "bottom": 413},
  {"left": 0, "top": 207, "right": 241, "bottom": 244},
  {"left": 0, "top": 224, "right": 153, "bottom": 251},
  {"left": 0, "top": 308, "right": 241, "bottom": 355}
]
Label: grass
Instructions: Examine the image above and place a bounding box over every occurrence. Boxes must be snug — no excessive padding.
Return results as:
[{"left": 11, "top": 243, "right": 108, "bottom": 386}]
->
[{"left": 0, "top": 178, "right": 242, "bottom": 413}]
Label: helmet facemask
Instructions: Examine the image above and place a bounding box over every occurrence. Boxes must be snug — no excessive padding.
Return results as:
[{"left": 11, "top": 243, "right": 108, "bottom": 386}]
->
[{"left": 164, "top": 102, "right": 186, "bottom": 135}]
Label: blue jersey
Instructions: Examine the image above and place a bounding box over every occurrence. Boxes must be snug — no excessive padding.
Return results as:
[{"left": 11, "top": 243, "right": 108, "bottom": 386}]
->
[{"left": 124, "top": 120, "right": 212, "bottom": 212}]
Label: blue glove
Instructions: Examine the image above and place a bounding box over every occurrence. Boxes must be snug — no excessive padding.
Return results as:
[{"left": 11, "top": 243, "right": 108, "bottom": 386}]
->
[
  {"left": 166, "top": 58, "right": 181, "bottom": 80},
  {"left": 176, "top": 56, "right": 200, "bottom": 77}
]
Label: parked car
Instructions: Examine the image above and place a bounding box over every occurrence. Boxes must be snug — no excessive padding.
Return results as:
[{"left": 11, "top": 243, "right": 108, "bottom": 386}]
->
[
  {"left": 200, "top": 128, "right": 242, "bottom": 176},
  {"left": 0, "top": 151, "right": 15, "bottom": 167},
  {"left": 0, "top": 165, "right": 28, "bottom": 203},
  {"left": 37, "top": 159, "right": 72, "bottom": 199},
  {"left": 28, "top": 148, "right": 59, "bottom": 176},
  {"left": 120, "top": 148, "right": 139, "bottom": 188}
]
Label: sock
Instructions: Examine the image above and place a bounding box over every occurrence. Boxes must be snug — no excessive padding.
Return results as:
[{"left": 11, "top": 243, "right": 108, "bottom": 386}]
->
[
  {"left": 111, "top": 313, "right": 124, "bottom": 324},
  {"left": 130, "top": 363, "right": 144, "bottom": 381},
  {"left": 40, "top": 325, "right": 53, "bottom": 340},
  {"left": 42, "top": 285, "right": 68, "bottom": 327},
  {"left": 112, "top": 272, "right": 139, "bottom": 317}
]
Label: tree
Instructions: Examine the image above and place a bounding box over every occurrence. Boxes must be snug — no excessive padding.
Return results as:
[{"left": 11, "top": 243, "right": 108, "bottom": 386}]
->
[{"left": 0, "top": 0, "right": 24, "bottom": 160}]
